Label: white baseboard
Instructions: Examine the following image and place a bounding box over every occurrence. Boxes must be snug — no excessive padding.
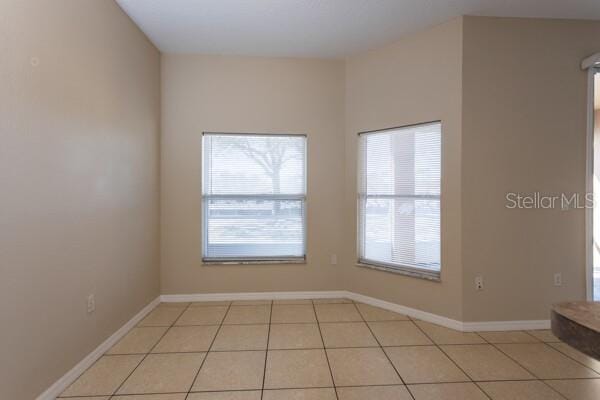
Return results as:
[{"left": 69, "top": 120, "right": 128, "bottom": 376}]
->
[
  {"left": 39, "top": 290, "right": 551, "bottom": 399},
  {"left": 345, "top": 291, "right": 464, "bottom": 331},
  {"left": 163, "top": 290, "right": 550, "bottom": 332},
  {"left": 344, "top": 292, "right": 550, "bottom": 332},
  {"left": 160, "top": 290, "right": 348, "bottom": 303},
  {"left": 462, "top": 319, "right": 551, "bottom": 332},
  {"left": 36, "top": 296, "right": 160, "bottom": 400}
]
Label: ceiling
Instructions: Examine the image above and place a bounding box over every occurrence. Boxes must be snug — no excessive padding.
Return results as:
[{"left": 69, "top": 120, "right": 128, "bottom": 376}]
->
[{"left": 116, "top": 0, "right": 600, "bottom": 58}]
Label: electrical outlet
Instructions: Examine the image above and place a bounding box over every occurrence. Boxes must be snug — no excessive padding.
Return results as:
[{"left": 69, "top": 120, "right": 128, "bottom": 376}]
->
[
  {"left": 87, "top": 294, "right": 96, "bottom": 314},
  {"left": 330, "top": 254, "right": 338, "bottom": 265},
  {"left": 554, "top": 273, "right": 562, "bottom": 287},
  {"left": 475, "top": 276, "right": 484, "bottom": 291}
]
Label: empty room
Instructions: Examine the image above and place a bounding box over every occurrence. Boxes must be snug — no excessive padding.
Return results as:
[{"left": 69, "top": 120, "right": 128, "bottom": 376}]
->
[{"left": 4, "top": 0, "right": 600, "bottom": 399}]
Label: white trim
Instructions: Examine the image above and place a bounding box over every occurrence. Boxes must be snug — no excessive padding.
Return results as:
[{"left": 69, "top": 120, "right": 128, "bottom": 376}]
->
[
  {"left": 462, "top": 319, "right": 550, "bottom": 332},
  {"left": 39, "top": 290, "right": 553, "bottom": 399},
  {"left": 201, "top": 134, "right": 308, "bottom": 261},
  {"left": 36, "top": 297, "right": 160, "bottom": 400},
  {"left": 586, "top": 67, "right": 596, "bottom": 301},
  {"left": 160, "top": 290, "right": 348, "bottom": 303},
  {"left": 345, "top": 292, "right": 550, "bottom": 332},
  {"left": 346, "top": 291, "right": 463, "bottom": 330},
  {"left": 162, "top": 290, "right": 550, "bottom": 332},
  {"left": 582, "top": 53, "right": 600, "bottom": 70}
]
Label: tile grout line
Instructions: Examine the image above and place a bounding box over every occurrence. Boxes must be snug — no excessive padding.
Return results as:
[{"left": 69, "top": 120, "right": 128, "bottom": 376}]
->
[
  {"left": 353, "top": 302, "right": 417, "bottom": 400},
  {"left": 57, "top": 303, "right": 180, "bottom": 399},
  {"left": 110, "top": 303, "right": 191, "bottom": 398},
  {"left": 184, "top": 301, "right": 234, "bottom": 400},
  {"left": 63, "top": 300, "right": 597, "bottom": 400},
  {"left": 440, "top": 333, "right": 494, "bottom": 400},
  {"left": 173, "top": 318, "right": 418, "bottom": 326},
  {"left": 364, "top": 299, "right": 592, "bottom": 396},
  {"left": 62, "top": 377, "right": 600, "bottom": 400},
  {"left": 312, "top": 299, "right": 340, "bottom": 400},
  {"left": 546, "top": 341, "right": 600, "bottom": 374},
  {"left": 103, "top": 339, "right": 572, "bottom": 355},
  {"left": 397, "top": 309, "right": 494, "bottom": 400},
  {"left": 481, "top": 334, "right": 575, "bottom": 400},
  {"left": 481, "top": 338, "right": 570, "bottom": 400},
  {"left": 520, "top": 330, "right": 543, "bottom": 342},
  {"left": 259, "top": 300, "right": 274, "bottom": 400},
  {"left": 64, "top": 391, "right": 189, "bottom": 399},
  {"left": 103, "top": 345, "right": 439, "bottom": 356}
]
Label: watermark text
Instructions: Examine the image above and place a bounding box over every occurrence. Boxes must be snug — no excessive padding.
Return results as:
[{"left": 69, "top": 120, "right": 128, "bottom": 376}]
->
[{"left": 505, "top": 192, "right": 594, "bottom": 210}]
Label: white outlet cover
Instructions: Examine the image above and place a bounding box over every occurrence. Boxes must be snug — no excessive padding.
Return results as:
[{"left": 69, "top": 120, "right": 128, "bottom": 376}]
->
[
  {"left": 475, "top": 276, "right": 484, "bottom": 290},
  {"left": 554, "top": 273, "right": 562, "bottom": 286},
  {"left": 87, "top": 294, "right": 96, "bottom": 313}
]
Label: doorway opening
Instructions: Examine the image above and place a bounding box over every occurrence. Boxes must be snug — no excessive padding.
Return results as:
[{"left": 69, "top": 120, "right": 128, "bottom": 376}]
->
[
  {"left": 588, "top": 70, "right": 600, "bottom": 301},
  {"left": 589, "top": 61, "right": 600, "bottom": 301}
]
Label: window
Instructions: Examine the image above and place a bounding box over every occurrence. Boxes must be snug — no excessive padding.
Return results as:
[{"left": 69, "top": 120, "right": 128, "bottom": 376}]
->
[
  {"left": 202, "top": 133, "right": 306, "bottom": 262},
  {"left": 358, "top": 121, "right": 441, "bottom": 279}
]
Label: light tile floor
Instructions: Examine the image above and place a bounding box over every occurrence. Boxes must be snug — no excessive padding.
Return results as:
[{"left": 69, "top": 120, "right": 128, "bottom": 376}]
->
[{"left": 59, "top": 299, "right": 600, "bottom": 400}]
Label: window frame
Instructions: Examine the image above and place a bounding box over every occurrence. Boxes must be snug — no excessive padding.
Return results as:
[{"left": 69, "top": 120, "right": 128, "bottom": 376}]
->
[
  {"left": 201, "top": 132, "right": 308, "bottom": 264},
  {"left": 356, "top": 120, "right": 442, "bottom": 281},
  {"left": 585, "top": 64, "right": 600, "bottom": 300}
]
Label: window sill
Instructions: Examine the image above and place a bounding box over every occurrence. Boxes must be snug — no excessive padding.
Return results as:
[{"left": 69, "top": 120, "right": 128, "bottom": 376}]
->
[
  {"left": 356, "top": 261, "right": 441, "bottom": 282},
  {"left": 202, "top": 258, "right": 306, "bottom": 266}
]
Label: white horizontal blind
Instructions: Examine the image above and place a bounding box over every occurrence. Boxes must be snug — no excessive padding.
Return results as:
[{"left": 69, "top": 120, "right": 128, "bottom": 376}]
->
[
  {"left": 202, "top": 133, "right": 306, "bottom": 261},
  {"left": 358, "top": 122, "right": 441, "bottom": 275}
]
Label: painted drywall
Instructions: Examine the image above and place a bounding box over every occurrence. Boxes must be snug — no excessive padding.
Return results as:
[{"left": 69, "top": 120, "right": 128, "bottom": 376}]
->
[
  {"left": 461, "top": 16, "right": 600, "bottom": 321},
  {"left": 0, "top": 1, "right": 161, "bottom": 398},
  {"left": 343, "top": 19, "right": 464, "bottom": 320},
  {"left": 3, "top": 11, "right": 598, "bottom": 398},
  {"left": 160, "top": 55, "right": 345, "bottom": 294}
]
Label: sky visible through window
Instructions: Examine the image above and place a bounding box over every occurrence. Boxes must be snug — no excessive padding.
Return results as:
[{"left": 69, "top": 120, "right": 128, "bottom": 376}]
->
[{"left": 202, "top": 134, "right": 306, "bottom": 260}]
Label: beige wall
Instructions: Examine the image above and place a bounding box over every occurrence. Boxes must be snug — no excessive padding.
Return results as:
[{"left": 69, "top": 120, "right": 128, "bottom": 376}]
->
[
  {"left": 343, "top": 19, "right": 464, "bottom": 320},
  {"left": 461, "top": 17, "right": 600, "bottom": 321},
  {"left": 3, "top": 11, "right": 598, "bottom": 397},
  {"left": 160, "top": 55, "right": 345, "bottom": 294},
  {"left": 0, "top": 1, "right": 161, "bottom": 398}
]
